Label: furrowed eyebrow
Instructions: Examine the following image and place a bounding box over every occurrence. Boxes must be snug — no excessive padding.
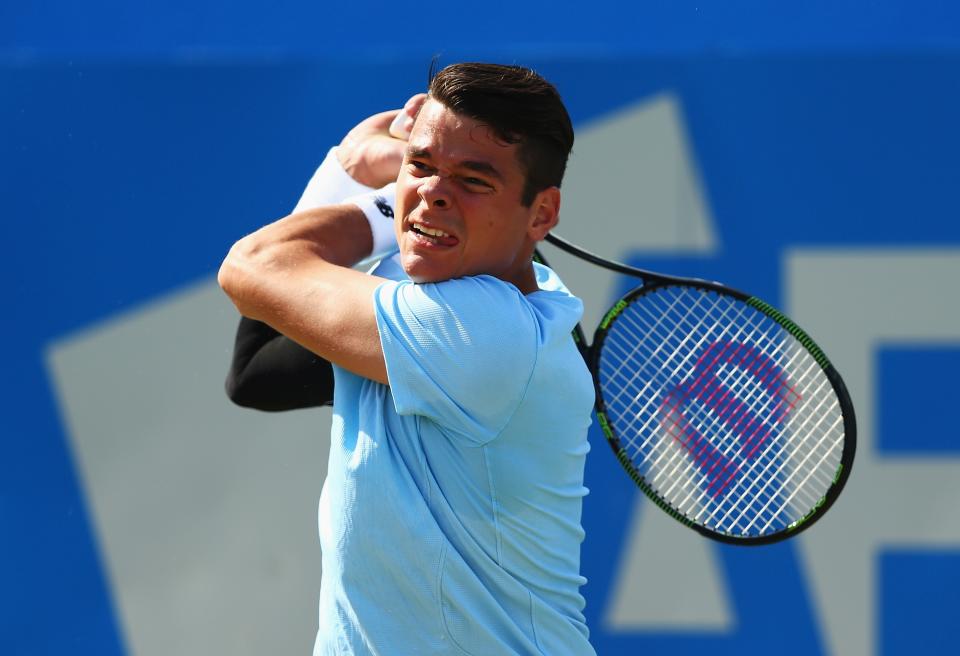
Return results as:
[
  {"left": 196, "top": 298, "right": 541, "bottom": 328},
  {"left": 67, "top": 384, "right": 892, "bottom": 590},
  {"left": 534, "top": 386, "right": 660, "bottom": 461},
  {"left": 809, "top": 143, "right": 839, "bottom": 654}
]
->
[
  {"left": 406, "top": 147, "right": 503, "bottom": 182},
  {"left": 460, "top": 160, "right": 503, "bottom": 182}
]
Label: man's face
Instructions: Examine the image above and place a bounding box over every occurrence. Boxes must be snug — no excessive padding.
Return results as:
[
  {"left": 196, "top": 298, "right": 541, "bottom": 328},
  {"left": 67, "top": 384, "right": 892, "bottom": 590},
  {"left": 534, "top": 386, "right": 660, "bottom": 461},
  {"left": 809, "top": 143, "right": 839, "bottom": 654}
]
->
[{"left": 394, "top": 99, "right": 545, "bottom": 288}]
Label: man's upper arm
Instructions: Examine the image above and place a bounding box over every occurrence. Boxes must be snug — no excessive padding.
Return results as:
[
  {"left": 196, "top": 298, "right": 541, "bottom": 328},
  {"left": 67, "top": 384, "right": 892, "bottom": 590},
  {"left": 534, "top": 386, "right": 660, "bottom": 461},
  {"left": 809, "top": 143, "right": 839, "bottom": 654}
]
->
[{"left": 225, "top": 317, "right": 336, "bottom": 411}]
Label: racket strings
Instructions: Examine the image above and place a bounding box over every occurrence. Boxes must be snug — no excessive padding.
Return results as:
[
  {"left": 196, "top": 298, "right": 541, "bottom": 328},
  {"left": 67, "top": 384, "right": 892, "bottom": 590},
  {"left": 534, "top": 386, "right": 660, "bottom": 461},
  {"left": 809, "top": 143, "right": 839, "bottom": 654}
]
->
[
  {"left": 612, "top": 298, "right": 808, "bottom": 528},
  {"left": 604, "top": 308, "right": 792, "bottom": 516},
  {"left": 620, "top": 298, "right": 836, "bottom": 532},
  {"left": 616, "top": 295, "right": 842, "bottom": 535},
  {"left": 609, "top": 291, "right": 796, "bottom": 467},
  {"left": 597, "top": 286, "right": 845, "bottom": 538},
  {"left": 703, "top": 346, "right": 837, "bottom": 525},
  {"left": 611, "top": 336, "right": 816, "bottom": 532}
]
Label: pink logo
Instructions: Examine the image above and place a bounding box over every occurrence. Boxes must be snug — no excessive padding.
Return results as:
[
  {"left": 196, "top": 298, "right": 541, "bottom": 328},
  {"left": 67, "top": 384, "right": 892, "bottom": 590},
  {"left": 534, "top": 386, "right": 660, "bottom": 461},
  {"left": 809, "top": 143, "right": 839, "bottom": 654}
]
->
[{"left": 659, "top": 340, "right": 800, "bottom": 498}]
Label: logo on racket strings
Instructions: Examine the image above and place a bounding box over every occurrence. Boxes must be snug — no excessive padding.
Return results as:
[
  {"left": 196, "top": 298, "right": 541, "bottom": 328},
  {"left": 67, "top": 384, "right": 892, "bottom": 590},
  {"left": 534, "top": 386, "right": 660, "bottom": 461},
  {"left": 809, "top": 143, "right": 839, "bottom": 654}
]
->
[{"left": 659, "top": 340, "right": 801, "bottom": 497}]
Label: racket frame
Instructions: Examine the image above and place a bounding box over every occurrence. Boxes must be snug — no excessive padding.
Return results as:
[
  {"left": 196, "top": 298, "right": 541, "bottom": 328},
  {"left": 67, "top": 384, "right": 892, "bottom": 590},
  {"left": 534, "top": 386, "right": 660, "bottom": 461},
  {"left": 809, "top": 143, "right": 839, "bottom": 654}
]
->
[{"left": 542, "top": 233, "right": 857, "bottom": 545}]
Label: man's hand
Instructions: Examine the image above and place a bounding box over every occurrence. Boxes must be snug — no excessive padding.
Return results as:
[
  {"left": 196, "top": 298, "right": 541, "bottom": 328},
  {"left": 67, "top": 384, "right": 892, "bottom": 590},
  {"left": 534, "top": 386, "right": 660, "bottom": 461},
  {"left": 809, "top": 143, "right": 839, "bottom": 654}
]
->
[{"left": 336, "top": 93, "right": 427, "bottom": 188}]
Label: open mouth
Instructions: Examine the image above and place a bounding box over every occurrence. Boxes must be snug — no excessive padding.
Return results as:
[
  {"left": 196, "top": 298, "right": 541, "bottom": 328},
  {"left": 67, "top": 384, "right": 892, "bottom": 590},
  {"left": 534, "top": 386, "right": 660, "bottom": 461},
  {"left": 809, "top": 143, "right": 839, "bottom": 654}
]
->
[{"left": 410, "top": 222, "right": 458, "bottom": 247}]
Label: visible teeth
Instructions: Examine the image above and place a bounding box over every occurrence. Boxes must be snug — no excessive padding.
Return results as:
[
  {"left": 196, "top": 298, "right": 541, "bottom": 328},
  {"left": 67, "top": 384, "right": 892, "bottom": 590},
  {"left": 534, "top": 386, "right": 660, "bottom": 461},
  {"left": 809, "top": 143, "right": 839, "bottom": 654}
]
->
[{"left": 413, "top": 223, "right": 449, "bottom": 238}]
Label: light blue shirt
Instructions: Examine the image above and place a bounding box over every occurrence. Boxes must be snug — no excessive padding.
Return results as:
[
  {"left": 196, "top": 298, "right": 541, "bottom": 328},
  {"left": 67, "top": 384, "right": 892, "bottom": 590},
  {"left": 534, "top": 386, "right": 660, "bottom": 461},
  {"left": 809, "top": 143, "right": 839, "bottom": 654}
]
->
[{"left": 314, "top": 262, "right": 596, "bottom": 655}]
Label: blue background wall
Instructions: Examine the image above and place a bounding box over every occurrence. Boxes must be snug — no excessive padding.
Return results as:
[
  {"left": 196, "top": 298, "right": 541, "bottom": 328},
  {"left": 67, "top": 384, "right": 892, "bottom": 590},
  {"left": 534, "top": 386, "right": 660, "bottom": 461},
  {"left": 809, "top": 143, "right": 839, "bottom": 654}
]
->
[{"left": 4, "top": 2, "right": 960, "bottom": 654}]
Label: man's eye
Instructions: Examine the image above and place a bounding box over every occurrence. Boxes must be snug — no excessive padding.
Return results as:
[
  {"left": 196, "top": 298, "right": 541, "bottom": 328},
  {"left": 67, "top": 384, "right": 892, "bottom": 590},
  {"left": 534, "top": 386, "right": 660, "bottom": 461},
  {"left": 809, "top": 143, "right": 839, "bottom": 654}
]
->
[
  {"left": 409, "top": 160, "right": 431, "bottom": 172},
  {"left": 463, "top": 177, "right": 492, "bottom": 189}
]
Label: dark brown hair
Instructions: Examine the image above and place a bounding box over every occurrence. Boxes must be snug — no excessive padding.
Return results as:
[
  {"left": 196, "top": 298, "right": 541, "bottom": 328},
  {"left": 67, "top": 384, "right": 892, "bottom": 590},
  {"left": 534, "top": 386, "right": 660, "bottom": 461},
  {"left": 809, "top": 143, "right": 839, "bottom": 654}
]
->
[{"left": 428, "top": 62, "right": 575, "bottom": 206}]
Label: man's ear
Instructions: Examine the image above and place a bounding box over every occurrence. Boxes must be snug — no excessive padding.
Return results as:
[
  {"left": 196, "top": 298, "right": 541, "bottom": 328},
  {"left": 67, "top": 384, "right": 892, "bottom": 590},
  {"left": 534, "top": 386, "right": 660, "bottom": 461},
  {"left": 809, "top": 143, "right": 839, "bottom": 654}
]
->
[{"left": 528, "top": 186, "right": 561, "bottom": 241}]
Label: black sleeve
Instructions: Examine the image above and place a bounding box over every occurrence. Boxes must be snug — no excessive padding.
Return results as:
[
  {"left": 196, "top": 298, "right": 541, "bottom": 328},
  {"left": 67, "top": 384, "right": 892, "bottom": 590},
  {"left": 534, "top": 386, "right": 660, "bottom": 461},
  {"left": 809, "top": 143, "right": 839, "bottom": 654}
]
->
[{"left": 225, "top": 317, "right": 335, "bottom": 411}]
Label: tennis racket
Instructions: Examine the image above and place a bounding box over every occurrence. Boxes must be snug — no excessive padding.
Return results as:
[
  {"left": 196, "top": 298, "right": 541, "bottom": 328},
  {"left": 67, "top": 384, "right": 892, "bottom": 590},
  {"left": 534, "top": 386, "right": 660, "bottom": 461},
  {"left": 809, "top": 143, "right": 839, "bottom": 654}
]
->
[{"left": 538, "top": 233, "right": 856, "bottom": 546}]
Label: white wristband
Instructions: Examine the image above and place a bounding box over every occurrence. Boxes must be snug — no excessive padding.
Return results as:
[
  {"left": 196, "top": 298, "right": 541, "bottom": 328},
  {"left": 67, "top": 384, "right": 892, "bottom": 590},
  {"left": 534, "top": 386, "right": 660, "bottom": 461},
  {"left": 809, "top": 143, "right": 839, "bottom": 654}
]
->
[
  {"left": 292, "top": 147, "right": 375, "bottom": 213},
  {"left": 345, "top": 184, "right": 399, "bottom": 259}
]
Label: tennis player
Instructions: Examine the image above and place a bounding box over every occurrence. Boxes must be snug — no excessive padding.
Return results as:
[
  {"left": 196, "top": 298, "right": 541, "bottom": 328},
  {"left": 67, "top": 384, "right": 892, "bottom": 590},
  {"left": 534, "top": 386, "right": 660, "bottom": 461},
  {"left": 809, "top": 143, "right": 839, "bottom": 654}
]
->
[{"left": 219, "top": 62, "right": 596, "bottom": 655}]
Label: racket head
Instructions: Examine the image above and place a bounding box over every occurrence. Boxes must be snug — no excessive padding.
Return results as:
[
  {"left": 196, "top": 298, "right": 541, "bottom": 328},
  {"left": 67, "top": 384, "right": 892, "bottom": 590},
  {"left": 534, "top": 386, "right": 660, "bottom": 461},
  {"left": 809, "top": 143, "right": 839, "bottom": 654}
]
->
[{"left": 590, "top": 280, "right": 856, "bottom": 545}]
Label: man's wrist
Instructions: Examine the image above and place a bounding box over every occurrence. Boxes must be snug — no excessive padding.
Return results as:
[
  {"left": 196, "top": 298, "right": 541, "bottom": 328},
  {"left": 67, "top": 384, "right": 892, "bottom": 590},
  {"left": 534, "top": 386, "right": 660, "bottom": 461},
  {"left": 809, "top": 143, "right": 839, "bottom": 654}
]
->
[
  {"left": 344, "top": 185, "right": 398, "bottom": 259},
  {"left": 292, "top": 147, "right": 376, "bottom": 214}
]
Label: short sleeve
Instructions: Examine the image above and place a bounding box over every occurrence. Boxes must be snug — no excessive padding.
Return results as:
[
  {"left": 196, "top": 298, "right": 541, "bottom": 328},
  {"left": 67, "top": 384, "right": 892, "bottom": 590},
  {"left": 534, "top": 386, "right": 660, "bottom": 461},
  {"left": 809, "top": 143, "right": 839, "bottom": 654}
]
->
[{"left": 374, "top": 277, "right": 539, "bottom": 445}]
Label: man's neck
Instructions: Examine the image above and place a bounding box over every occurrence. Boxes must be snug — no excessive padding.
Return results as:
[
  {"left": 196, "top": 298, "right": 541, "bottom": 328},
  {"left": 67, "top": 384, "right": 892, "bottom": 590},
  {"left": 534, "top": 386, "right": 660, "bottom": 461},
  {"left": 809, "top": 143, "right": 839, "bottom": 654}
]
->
[{"left": 512, "top": 264, "right": 540, "bottom": 296}]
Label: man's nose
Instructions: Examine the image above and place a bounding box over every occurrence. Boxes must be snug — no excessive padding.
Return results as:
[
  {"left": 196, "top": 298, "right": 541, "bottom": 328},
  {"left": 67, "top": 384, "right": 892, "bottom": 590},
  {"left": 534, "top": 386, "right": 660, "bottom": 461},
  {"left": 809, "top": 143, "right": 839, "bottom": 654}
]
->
[{"left": 418, "top": 174, "right": 451, "bottom": 209}]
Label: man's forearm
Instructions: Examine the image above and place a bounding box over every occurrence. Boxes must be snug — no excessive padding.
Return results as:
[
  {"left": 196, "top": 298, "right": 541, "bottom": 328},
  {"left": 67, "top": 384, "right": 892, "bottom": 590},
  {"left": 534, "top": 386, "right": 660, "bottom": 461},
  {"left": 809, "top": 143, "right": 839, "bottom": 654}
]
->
[
  {"left": 219, "top": 203, "right": 389, "bottom": 385},
  {"left": 268, "top": 204, "right": 374, "bottom": 265},
  {"left": 220, "top": 204, "right": 372, "bottom": 318}
]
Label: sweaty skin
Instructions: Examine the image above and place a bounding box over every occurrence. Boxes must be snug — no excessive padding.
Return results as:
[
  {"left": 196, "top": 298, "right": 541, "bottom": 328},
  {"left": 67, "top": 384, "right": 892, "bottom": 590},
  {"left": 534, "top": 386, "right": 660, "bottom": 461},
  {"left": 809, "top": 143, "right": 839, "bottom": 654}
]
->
[{"left": 394, "top": 99, "right": 560, "bottom": 294}]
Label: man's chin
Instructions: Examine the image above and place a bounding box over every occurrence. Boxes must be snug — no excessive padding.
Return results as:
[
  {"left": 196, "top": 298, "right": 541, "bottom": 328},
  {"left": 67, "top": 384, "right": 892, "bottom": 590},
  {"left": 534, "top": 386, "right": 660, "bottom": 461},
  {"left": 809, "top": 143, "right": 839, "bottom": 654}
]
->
[
  {"left": 404, "top": 269, "right": 450, "bottom": 284},
  {"left": 401, "top": 262, "right": 444, "bottom": 284},
  {"left": 400, "top": 253, "right": 454, "bottom": 284}
]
